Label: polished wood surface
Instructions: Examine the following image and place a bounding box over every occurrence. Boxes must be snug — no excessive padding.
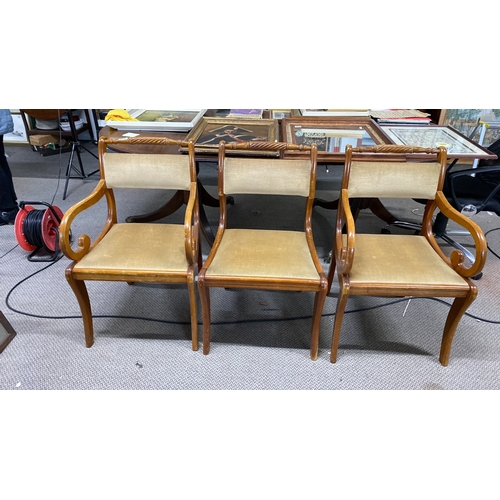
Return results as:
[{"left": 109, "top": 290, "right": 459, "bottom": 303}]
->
[
  {"left": 198, "top": 141, "right": 328, "bottom": 359},
  {"left": 328, "top": 145, "right": 488, "bottom": 366},
  {"left": 59, "top": 137, "right": 201, "bottom": 350}
]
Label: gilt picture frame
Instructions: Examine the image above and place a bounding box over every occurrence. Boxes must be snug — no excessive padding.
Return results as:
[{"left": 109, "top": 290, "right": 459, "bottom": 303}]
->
[{"left": 183, "top": 117, "right": 280, "bottom": 156}]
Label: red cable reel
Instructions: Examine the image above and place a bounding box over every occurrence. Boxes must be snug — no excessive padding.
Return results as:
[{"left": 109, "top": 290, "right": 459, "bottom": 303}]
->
[{"left": 14, "top": 202, "right": 64, "bottom": 260}]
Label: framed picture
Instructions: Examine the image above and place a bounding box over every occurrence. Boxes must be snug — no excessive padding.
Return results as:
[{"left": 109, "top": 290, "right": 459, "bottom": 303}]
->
[
  {"left": 4, "top": 111, "right": 29, "bottom": 144},
  {"left": 281, "top": 117, "right": 391, "bottom": 159},
  {"left": 0, "top": 311, "right": 16, "bottom": 354},
  {"left": 106, "top": 109, "right": 207, "bottom": 132},
  {"left": 183, "top": 117, "right": 280, "bottom": 156},
  {"left": 439, "top": 109, "right": 500, "bottom": 146},
  {"left": 380, "top": 124, "right": 497, "bottom": 159},
  {"left": 269, "top": 109, "right": 292, "bottom": 119}
]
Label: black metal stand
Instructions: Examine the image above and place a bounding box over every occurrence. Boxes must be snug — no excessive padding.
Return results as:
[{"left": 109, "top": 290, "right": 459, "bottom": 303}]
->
[
  {"left": 62, "top": 140, "right": 99, "bottom": 200},
  {"left": 62, "top": 110, "right": 99, "bottom": 200}
]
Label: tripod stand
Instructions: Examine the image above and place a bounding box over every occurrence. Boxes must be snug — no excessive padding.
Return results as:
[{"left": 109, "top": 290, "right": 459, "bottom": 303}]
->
[
  {"left": 19, "top": 109, "right": 100, "bottom": 200},
  {"left": 62, "top": 110, "right": 99, "bottom": 200},
  {"left": 63, "top": 136, "right": 99, "bottom": 200}
]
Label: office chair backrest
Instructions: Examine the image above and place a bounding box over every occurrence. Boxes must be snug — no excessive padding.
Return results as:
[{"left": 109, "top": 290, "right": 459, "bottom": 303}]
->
[
  {"left": 344, "top": 145, "right": 447, "bottom": 199},
  {"left": 103, "top": 153, "right": 192, "bottom": 190}
]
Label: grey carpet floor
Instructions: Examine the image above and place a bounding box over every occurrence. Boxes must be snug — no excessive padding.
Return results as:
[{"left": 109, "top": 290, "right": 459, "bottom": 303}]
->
[{"left": 1, "top": 144, "right": 500, "bottom": 390}]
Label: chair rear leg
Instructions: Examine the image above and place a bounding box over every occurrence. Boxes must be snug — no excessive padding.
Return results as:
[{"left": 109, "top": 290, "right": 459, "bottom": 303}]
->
[
  {"left": 65, "top": 266, "right": 94, "bottom": 347},
  {"left": 310, "top": 287, "right": 328, "bottom": 360},
  {"left": 327, "top": 252, "right": 336, "bottom": 294},
  {"left": 187, "top": 275, "right": 198, "bottom": 351},
  {"left": 330, "top": 277, "right": 350, "bottom": 363},
  {"left": 439, "top": 287, "right": 478, "bottom": 366},
  {"left": 198, "top": 276, "right": 211, "bottom": 355}
]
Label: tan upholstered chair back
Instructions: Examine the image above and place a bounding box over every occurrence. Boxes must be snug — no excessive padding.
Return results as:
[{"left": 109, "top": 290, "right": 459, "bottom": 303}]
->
[
  {"left": 223, "top": 157, "right": 313, "bottom": 197},
  {"left": 103, "top": 153, "right": 192, "bottom": 191},
  {"left": 347, "top": 160, "right": 442, "bottom": 199}
]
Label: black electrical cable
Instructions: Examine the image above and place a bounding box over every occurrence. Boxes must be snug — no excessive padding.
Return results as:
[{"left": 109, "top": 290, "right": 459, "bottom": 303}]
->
[
  {"left": 50, "top": 109, "right": 65, "bottom": 205},
  {"left": 5, "top": 257, "right": 500, "bottom": 326},
  {"left": 485, "top": 227, "right": 500, "bottom": 260},
  {"left": 0, "top": 244, "right": 19, "bottom": 260},
  {"left": 22, "top": 209, "right": 49, "bottom": 250}
]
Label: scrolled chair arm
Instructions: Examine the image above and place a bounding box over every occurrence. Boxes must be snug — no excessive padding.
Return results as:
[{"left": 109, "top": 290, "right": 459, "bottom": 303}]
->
[
  {"left": 184, "top": 182, "right": 199, "bottom": 266},
  {"left": 432, "top": 191, "right": 488, "bottom": 278},
  {"left": 335, "top": 189, "right": 356, "bottom": 275},
  {"left": 59, "top": 180, "right": 114, "bottom": 262}
]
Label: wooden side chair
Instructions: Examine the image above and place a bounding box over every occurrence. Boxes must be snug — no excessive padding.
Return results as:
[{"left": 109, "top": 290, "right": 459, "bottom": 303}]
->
[
  {"left": 198, "top": 141, "right": 328, "bottom": 359},
  {"left": 328, "top": 144, "right": 488, "bottom": 366},
  {"left": 59, "top": 136, "right": 200, "bottom": 350}
]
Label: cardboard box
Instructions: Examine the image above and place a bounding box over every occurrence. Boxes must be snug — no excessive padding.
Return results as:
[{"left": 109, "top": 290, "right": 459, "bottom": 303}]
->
[{"left": 29, "top": 134, "right": 60, "bottom": 146}]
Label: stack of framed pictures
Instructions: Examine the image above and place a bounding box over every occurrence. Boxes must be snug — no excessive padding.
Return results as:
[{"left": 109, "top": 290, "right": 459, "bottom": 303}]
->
[{"left": 106, "top": 109, "right": 207, "bottom": 132}]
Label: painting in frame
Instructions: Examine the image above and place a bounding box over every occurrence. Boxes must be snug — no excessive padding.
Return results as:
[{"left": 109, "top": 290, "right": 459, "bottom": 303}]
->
[
  {"left": 280, "top": 117, "right": 391, "bottom": 159},
  {"left": 106, "top": 109, "right": 207, "bottom": 132},
  {"left": 183, "top": 117, "right": 280, "bottom": 156},
  {"left": 381, "top": 124, "right": 496, "bottom": 159},
  {"left": 269, "top": 109, "right": 292, "bottom": 119},
  {"left": 439, "top": 109, "right": 500, "bottom": 146}
]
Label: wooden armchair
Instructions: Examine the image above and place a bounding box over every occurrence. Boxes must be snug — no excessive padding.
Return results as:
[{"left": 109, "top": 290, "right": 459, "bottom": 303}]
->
[
  {"left": 328, "top": 145, "right": 488, "bottom": 366},
  {"left": 198, "top": 141, "right": 328, "bottom": 359},
  {"left": 59, "top": 136, "right": 200, "bottom": 350}
]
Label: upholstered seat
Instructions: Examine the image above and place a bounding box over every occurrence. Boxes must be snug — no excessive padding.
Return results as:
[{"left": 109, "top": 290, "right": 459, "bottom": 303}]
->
[
  {"left": 198, "top": 141, "right": 328, "bottom": 359},
  {"left": 346, "top": 234, "right": 470, "bottom": 289},
  {"left": 73, "top": 224, "right": 189, "bottom": 277},
  {"left": 328, "top": 145, "right": 487, "bottom": 366},
  {"left": 205, "top": 229, "right": 321, "bottom": 281},
  {"left": 59, "top": 136, "right": 200, "bottom": 349}
]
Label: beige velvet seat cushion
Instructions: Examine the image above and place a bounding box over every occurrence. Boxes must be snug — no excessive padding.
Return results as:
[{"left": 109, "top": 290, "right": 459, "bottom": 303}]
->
[
  {"left": 74, "top": 223, "right": 189, "bottom": 277},
  {"left": 206, "top": 229, "right": 321, "bottom": 281},
  {"left": 347, "top": 234, "right": 469, "bottom": 289}
]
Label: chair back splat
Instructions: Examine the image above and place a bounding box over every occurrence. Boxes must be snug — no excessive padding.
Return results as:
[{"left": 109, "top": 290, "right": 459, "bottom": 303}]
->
[
  {"left": 59, "top": 136, "right": 200, "bottom": 350},
  {"left": 328, "top": 145, "right": 488, "bottom": 366},
  {"left": 198, "top": 141, "right": 328, "bottom": 359}
]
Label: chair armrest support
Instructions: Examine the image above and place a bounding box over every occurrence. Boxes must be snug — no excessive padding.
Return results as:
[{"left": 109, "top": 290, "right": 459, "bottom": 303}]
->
[
  {"left": 59, "top": 180, "right": 114, "bottom": 261},
  {"left": 184, "top": 182, "right": 199, "bottom": 266},
  {"left": 434, "top": 191, "right": 488, "bottom": 278},
  {"left": 335, "top": 189, "right": 356, "bottom": 275}
]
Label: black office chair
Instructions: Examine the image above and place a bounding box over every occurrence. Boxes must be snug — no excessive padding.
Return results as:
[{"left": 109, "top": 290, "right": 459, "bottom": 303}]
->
[
  {"left": 385, "top": 139, "right": 500, "bottom": 277},
  {"left": 432, "top": 163, "right": 500, "bottom": 266}
]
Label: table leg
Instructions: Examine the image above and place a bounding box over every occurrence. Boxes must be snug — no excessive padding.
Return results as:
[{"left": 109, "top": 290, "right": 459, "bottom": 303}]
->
[{"left": 126, "top": 190, "right": 185, "bottom": 223}]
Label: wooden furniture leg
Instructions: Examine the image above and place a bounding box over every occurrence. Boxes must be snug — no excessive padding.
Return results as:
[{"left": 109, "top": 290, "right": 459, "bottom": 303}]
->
[
  {"left": 126, "top": 190, "right": 185, "bottom": 223},
  {"left": 65, "top": 264, "right": 94, "bottom": 347},
  {"left": 439, "top": 288, "right": 478, "bottom": 366}
]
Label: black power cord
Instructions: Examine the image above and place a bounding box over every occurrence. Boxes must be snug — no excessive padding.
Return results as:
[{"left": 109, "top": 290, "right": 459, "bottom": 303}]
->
[
  {"left": 4, "top": 253, "right": 500, "bottom": 326},
  {"left": 485, "top": 227, "right": 500, "bottom": 260}
]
